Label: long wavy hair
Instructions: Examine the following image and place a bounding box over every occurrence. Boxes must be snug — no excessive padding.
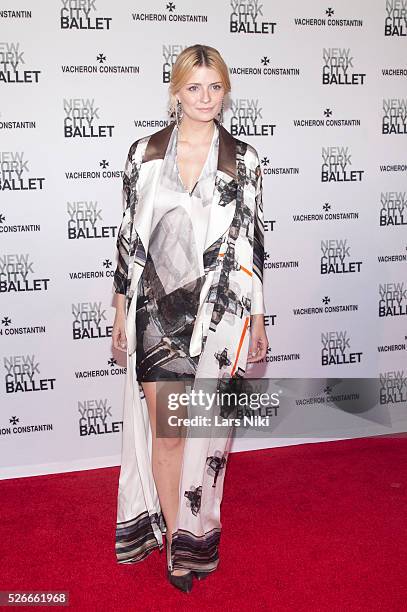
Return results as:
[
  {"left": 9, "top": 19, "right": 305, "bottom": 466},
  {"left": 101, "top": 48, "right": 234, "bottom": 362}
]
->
[{"left": 168, "top": 44, "right": 231, "bottom": 119}]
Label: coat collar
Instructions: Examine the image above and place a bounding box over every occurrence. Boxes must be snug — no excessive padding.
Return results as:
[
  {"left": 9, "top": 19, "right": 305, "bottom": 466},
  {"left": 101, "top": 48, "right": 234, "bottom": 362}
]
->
[{"left": 142, "top": 118, "right": 237, "bottom": 179}]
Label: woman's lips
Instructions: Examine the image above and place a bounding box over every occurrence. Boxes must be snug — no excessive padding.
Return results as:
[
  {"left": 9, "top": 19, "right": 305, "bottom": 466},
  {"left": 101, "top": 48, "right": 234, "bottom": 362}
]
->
[{"left": 197, "top": 108, "right": 213, "bottom": 112}]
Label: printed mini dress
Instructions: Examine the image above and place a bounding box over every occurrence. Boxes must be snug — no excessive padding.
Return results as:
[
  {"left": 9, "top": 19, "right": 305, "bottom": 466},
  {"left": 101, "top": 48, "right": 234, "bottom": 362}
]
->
[{"left": 135, "top": 123, "right": 220, "bottom": 382}]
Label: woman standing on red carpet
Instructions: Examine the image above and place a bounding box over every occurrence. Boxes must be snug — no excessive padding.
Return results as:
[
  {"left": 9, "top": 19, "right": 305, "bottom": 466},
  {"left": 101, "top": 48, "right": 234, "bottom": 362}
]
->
[{"left": 112, "top": 44, "right": 268, "bottom": 593}]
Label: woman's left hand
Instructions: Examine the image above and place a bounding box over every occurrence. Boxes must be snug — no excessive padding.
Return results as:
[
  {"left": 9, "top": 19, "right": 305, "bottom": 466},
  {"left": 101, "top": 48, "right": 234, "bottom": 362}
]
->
[{"left": 247, "top": 314, "right": 269, "bottom": 363}]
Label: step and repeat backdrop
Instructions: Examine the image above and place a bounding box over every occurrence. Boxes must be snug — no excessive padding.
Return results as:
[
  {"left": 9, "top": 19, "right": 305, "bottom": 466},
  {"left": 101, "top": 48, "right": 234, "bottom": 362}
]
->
[{"left": 1, "top": 1, "right": 406, "bottom": 478}]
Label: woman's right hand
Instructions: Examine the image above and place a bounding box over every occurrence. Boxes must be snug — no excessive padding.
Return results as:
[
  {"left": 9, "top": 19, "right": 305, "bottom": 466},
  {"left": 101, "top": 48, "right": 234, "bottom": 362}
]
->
[{"left": 112, "top": 309, "right": 127, "bottom": 352}]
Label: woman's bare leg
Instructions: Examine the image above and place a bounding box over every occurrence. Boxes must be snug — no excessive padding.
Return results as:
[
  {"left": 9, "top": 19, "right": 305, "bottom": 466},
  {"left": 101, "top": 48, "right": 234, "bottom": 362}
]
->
[{"left": 141, "top": 380, "right": 189, "bottom": 576}]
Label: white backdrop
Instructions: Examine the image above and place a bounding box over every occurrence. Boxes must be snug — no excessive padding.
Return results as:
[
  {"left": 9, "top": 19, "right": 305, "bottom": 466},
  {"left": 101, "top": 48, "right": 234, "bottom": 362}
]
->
[{"left": 1, "top": 0, "right": 406, "bottom": 479}]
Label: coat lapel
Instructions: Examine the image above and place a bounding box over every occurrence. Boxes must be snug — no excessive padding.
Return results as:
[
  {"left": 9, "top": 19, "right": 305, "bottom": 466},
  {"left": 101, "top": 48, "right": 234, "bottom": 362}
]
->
[{"left": 204, "top": 121, "right": 237, "bottom": 250}]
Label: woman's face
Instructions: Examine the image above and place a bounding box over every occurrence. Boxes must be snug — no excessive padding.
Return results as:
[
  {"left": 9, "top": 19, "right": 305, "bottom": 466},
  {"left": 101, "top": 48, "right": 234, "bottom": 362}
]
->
[{"left": 175, "top": 65, "right": 225, "bottom": 123}]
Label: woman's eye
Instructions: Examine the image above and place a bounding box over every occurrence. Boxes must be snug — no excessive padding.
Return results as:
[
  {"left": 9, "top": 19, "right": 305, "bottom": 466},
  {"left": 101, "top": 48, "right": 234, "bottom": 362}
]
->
[{"left": 187, "top": 85, "right": 222, "bottom": 91}]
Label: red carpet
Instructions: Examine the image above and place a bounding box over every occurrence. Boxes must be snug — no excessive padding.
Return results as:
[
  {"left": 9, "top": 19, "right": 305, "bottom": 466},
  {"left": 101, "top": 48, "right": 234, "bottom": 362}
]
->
[{"left": 1, "top": 436, "right": 406, "bottom": 611}]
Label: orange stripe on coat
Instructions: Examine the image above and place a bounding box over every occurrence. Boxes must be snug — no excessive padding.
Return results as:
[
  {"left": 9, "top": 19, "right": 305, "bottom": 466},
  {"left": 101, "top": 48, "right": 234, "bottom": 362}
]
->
[
  {"left": 231, "top": 316, "right": 250, "bottom": 376},
  {"left": 218, "top": 254, "right": 252, "bottom": 276}
]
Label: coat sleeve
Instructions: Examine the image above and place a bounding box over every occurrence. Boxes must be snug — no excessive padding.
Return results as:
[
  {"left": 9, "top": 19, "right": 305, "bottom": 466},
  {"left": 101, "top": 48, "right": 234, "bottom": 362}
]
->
[
  {"left": 113, "top": 145, "right": 135, "bottom": 295},
  {"left": 251, "top": 153, "right": 266, "bottom": 315}
]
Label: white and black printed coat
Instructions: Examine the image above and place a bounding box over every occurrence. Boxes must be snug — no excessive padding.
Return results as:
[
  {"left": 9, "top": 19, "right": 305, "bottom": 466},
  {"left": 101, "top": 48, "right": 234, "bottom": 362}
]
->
[{"left": 113, "top": 118, "right": 265, "bottom": 573}]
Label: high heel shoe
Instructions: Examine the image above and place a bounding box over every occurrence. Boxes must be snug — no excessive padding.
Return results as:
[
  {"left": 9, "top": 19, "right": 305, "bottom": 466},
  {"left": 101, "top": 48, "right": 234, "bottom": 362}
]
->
[
  {"left": 166, "top": 538, "right": 193, "bottom": 593},
  {"left": 166, "top": 567, "right": 193, "bottom": 593}
]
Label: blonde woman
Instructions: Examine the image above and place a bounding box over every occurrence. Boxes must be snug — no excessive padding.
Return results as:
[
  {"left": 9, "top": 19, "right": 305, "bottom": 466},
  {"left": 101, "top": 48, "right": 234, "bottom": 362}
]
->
[{"left": 112, "top": 44, "right": 268, "bottom": 593}]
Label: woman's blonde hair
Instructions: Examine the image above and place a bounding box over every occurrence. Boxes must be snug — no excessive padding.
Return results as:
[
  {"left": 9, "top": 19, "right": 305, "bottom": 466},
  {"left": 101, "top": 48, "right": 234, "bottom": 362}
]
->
[{"left": 168, "top": 44, "right": 231, "bottom": 117}]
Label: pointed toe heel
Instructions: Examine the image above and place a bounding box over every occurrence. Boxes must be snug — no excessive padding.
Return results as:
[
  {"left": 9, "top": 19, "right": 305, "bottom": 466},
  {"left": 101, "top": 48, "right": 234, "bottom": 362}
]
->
[
  {"left": 167, "top": 568, "right": 193, "bottom": 593},
  {"left": 166, "top": 536, "right": 193, "bottom": 593}
]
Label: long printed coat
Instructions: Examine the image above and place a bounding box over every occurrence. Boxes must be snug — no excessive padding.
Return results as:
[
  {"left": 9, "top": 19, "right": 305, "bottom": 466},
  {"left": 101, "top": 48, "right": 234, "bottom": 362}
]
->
[{"left": 113, "top": 118, "right": 265, "bottom": 573}]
